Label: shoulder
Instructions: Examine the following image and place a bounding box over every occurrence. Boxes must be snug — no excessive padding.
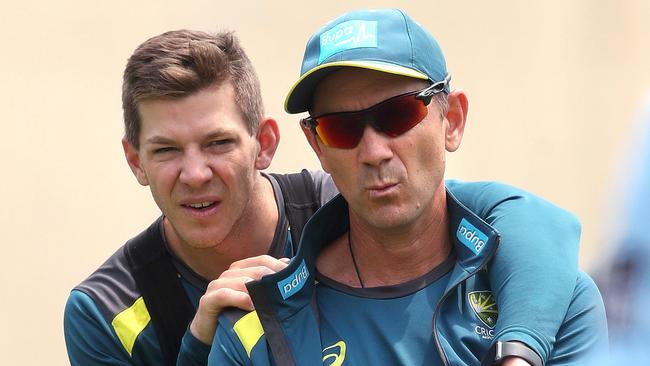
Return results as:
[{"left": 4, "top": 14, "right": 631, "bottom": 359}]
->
[
  {"left": 446, "top": 179, "right": 579, "bottom": 225},
  {"left": 73, "top": 217, "right": 167, "bottom": 322},
  {"left": 309, "top": 170, "right": 338, "bottom": 204},
  {"left": 64, "top": 288, "right": 135, "bottom": 363},
  {"left": 66, "top": 222, "right": 161, "bottom": 359},
  {"left": 558, "top": 271, "right": 607, "bottom": 333},
  {"left": 549, "top": 272, "right": 608, "bottom": 361},
  {"left": 64, "top": 219, "right": 175, "bottom": 364},
  {"left": 64, "top": 289, "right": 109, "bottom": 329},
  {"left": 74, "top": 243, "right": 141, "bottom": 323},
  {"left": 269, "top": 169, "right": 338, "bottom": 205},
  {"left": 446, "top": 179, "right": 526, "bottom": 201},
  {"left": 65, "top": 243, "right": 148, "bottom": 357},
  {"left": 569, "top": 272, "right": 606, "bottom": 315},
  {"left": 564, "top": 272, "right": 607, "bottom": 335}
]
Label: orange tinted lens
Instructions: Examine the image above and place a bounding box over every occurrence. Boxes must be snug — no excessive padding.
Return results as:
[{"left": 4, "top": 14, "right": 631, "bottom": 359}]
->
[
  {"left": 315, "top": 113, "right": 366, "bottom": 148},
  {"left": 374, "top": 95, "right": 428, "bottom": 137},
  {"left": 314, "top": 93, "right": 428, "bottom": 148}
]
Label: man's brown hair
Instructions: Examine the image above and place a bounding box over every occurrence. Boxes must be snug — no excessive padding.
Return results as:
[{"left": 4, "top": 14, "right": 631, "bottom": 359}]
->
[{"left": 122, "top": 30, "right": 263, "bottom": 148}]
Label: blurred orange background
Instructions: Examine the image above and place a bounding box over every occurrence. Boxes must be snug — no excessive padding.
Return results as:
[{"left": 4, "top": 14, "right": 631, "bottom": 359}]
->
[{"left": 1, "top": 1, "right": 649, "bottom": 364}]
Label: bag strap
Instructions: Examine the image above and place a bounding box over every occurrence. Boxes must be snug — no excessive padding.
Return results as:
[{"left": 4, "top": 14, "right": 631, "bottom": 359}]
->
[
  {"left": 270, "top": 169, "right": 320, "bottom": 254},
  {"left": 124, "top": 220, "right": 194, "bottom": 366}
]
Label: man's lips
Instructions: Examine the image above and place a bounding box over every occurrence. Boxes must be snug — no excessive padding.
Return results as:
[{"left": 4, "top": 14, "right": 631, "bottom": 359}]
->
[
  {"left": 367, "top": 182, "right": 398, "bottom": 190},
  {"left": 184, "top": 201, "right": 215, "bottom": 209},
  {"left": 180, "top": 198, "right": 221, "bottom": 216},
  {"left": 366, "top": 182, "right": 399, "bottom": 197}
]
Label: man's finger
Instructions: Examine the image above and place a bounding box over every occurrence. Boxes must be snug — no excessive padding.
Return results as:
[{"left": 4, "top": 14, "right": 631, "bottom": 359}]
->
[{"left": 229, "top": 254, "right": 290, "bottom": 272}]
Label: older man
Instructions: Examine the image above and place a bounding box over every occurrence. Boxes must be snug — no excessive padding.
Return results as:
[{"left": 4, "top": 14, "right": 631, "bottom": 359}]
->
[{"left": 208, "top": 9, "right": 607, "bottom": 366}]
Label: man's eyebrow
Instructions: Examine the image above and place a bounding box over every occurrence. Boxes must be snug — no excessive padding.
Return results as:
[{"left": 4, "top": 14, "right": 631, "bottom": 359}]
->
[
  {"left": 144, "top": 129, "right": 235, "bottom": 145},
  {"left": 144, "top": 136, "right": 175, "bottom": 145},
  {"left": 204, "top": 129, "right": 232, "bottom": 140}
]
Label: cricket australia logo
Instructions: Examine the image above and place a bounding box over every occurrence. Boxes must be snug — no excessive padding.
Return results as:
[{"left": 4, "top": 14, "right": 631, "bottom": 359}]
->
[{"left": 468, "top": 291, "right": 499, "bottom": 340}]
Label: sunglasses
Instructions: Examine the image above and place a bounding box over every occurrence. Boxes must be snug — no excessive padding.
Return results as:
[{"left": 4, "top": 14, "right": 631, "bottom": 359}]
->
[{"left": 301, "top": 75, "right": 451, "bottom": 149}]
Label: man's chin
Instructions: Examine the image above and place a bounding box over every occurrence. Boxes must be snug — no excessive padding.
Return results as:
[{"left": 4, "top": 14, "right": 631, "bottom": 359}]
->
[
  {"left": 182, "top": 228, "right": 230, "bottom": 249},
  {"left": 359, "top": 207, "right": 414, "bottom": 230},
  {"left": 165, "top": 221, "right": 228, "bottom": 250}
]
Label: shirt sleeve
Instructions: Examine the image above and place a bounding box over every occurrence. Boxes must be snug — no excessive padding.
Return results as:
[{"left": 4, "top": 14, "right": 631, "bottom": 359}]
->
[
  {"left": 177, "top": 328, "right": 211, "bottom": 366},
  {"left": 64, "top": 290, "right": 133, "bottom": 366},
  {"left": 446, "top": 180, "right": 581, "bottom": 363},
  {"left": 546, "top": 272, "right": 608, "bottom": 365}
]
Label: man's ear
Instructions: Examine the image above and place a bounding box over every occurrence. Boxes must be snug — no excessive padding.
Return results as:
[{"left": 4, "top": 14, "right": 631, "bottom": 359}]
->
[
  {"left": 300, "top": 119, "right": 331, "bottom": 173},
  {"left": 122, "top": 138, "right": 149, "bottom": 186},
  {"left": 254, "top": 116, "right": 280, "bottom": 170},
  {"left": 444, "top": 90, "right": 469, "bottom": 152}
]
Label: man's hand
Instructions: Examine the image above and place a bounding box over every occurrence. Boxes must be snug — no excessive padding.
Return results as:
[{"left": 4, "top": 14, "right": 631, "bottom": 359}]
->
[{"left": 189, "top": 255, "right": 290, "bottom": 345}]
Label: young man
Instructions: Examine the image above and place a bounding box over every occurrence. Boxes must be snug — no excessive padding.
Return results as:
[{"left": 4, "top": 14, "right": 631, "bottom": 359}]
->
[
  {"left": 208, "top": 9, "right": 607, "bottom": 366},
  {"left": 64, "top": 30, "right": 337, "bottom": 366}
]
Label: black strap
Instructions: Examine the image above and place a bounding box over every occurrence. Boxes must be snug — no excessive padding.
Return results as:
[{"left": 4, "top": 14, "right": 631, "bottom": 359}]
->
[
  {"left": 270, "top": 169, "right": 320, "bottom": 254},
  {"left": 124, "top": 220, "right": 194, "bottom": 366}
]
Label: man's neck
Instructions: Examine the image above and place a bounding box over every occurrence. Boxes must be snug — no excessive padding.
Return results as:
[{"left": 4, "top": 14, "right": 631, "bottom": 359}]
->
[
  {"left": 318, "top": 186, "right": 451, "bottom": 287},
  {"left": 165, "top": 174, "right": 280, "bottom": 281}
]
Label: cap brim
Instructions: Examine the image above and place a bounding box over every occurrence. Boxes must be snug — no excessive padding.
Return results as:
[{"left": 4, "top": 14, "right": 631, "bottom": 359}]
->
[{"left": 284, "top": 60, "right": 429, "bottom": 114}]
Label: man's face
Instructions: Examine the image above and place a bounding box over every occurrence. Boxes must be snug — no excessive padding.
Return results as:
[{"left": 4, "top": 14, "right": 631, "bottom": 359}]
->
[
  {"left": 124, "top": 83, "right": 263, "bottom": 250},
  {"left": 309, "top": 69, "right": 456, "bottom": 232}
]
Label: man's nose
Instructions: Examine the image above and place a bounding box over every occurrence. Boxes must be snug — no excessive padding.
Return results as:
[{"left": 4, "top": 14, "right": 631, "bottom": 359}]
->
[
  {"left": 356, "top": 125, "right": 394, "bottom": 166},
  {"left": 179, "top": 149, "right": 213, "bottom": 187}
]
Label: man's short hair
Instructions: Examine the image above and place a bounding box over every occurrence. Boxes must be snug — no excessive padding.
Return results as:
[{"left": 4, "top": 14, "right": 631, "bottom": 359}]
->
[
  {"left": 432, "top": 93, "right": 448, "bottom": 118},
  {"left": 122, "top": 30, "right": 263, "bottom": 148}
]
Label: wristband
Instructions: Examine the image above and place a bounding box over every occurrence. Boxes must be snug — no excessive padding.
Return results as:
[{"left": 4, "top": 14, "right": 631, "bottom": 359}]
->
[{"left": 482, "top": 341, "right": 543, "bottom": 366}]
